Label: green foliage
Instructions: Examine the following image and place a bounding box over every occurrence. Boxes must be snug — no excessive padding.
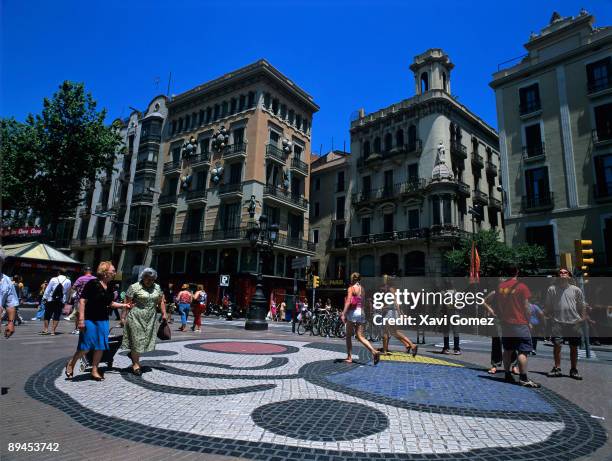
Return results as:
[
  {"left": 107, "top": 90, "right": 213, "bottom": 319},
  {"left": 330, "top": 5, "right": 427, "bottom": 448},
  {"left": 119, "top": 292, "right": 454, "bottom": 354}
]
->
[
  {"left": 1, "top": 81, "right": 123, "bottom": 236},
  {"left": 444, "top": 229, "right": 546, "bottom": 276}
]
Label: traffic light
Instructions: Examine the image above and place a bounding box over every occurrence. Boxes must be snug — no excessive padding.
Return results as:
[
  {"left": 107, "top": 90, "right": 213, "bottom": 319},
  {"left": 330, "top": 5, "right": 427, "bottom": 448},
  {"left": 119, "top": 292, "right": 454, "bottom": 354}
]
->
[
  {"left": 574, "top": 239, "right": 595, "bottom": 277},
  {"left": 313, "top": 275, "right": 320, "bottom": 288}
]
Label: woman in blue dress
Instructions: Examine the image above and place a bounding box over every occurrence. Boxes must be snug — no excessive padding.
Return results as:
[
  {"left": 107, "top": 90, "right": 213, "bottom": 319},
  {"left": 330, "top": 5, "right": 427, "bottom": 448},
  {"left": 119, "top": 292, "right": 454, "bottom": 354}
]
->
[{"left": 64, "top": 262, "right": 130, "bottom": 381}]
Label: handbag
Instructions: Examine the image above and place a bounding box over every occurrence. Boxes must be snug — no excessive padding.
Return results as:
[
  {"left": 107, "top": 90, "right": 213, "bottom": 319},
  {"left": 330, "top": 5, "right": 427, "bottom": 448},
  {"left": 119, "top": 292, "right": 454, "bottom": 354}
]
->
[{"left": 157, "top": 319, "right": 171, "bottom": 340}]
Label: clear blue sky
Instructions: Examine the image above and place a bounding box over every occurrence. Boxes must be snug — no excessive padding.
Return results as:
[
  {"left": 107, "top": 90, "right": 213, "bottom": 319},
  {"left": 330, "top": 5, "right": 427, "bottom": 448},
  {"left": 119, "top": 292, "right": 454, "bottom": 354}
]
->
[{"left": 2, "top": 1, "right": 611, "bottom": 155}]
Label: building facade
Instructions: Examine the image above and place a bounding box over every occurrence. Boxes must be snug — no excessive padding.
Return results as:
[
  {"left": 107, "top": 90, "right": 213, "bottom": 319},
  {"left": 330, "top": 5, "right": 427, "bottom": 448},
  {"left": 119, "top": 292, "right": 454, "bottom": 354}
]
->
[
  {"left": 150, "top": 60, "right": 318, "bottom": 306},
  {"left": 309, "top": 150, "right": 350, "bottom": 279},
  {"left": 347, "top": 49, "right": 501, "bottom": 277},
  {"left": 490, "top": 10, "right": 612, "bottom": 271}
]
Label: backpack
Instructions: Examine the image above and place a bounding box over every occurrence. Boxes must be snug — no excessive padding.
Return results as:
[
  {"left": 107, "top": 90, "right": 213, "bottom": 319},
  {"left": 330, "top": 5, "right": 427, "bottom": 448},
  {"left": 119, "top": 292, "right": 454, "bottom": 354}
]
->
[{"left": 51, "top": 277, "right": 64, "bottom": 302}]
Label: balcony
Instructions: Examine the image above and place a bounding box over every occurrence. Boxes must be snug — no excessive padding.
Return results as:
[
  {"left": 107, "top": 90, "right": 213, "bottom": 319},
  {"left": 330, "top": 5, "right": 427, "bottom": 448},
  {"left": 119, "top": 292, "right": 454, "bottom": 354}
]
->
[
  {"left": 372, "top": 232, "right": 395, "bottom": 242},
  {"left": 456, "top": 181, "right": 470, "bottom": 197},
  {"left": 332, "top": 238, "right": 349, "bottom": 249},
  {"left": 450, "top": 141, "right": 468, "bottom": 160},
  {"left": 276, "top": 235, "right": 316, "bottom": 252},
  {"left": 592, "top": 129, "right": 612, "bottom": 145},
  {"left": 185, "top": 189, "right": 208, "bottom": 203},
  {"left": 191, "top": 152, "right": 211, "bottom": 167},
  {"left": 488, "top": 196, "right": 502, "bottom": 210},
  {"left": 263, "top": 185, "right": 308, "bottom": 210},
  {"left": 522, "top": 192, "right": 554, "bottom": 212},
  {"left": 131, "top": 191, "right": 154, "bottom": 204},
  {"left": 352, "top": 190, "right": 374, "bottom": 207},
  {"left": 594, "top": 181, "right": 612, "bottom": 202},
  {"left": 350, "top": 235, "right": 371, "bottom": 245},
  {"left": 519, "top": 100, "right": 541, "bottom": 116},
  {"left": 223, "top": 142, "right": 247, "bottom": 161},
  {"left": 290, "top": 157, "right": 309, "bottom": 176},
  {"left": 265, "top": 144, "right": 287, "bottom": 165},
  {"left": 473, "top": 189, "right": 488, "bottom": 205},
  {"left": 396, "top": 228, "right": 428, "bottom": 240},
  {"left": 163, "top": 160, "right": 181, "bottom": 173},
  {"left": 400, "top": 179, "right": 427, "bottom": 196},
  {"left": 135, "top": 160, "right": 157, "bottom": 172},
  {"left": 471, "top": 152, "right": 484, "bottom": 169},
  {"left": 157, "top": 194, "right": 178, "bottom": 207},
  {"left": 587, "top": 76, "right": 612, "bottom": 94},
  {"left": 139, "top": 133, "right": 161, "bottom": 144},
  {"left": 218, "top": 183, "right": 243, "bottom": 198},
  {"left": 126, "top": 231, "right": 150, "bottom": 244},
  {"left": 522, "top": 143, "right": 546, "bottom": 161},
  {"left": 486, "top": 161, "right": 498, "bottom": 177},
  {"left": 429, "top": 224, "right": 464, "bottom": 239}
]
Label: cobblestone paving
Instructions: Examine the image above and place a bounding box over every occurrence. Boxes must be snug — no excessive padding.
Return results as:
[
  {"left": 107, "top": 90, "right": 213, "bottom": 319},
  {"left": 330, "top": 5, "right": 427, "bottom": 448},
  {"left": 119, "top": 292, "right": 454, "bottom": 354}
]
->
[{"left": 24, "top": 339, "right": 607, "bottom": 460}]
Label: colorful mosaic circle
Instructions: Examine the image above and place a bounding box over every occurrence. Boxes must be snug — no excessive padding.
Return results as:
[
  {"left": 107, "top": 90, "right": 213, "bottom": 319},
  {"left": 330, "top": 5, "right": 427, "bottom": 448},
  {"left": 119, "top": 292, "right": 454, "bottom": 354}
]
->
[{"left": 191, "top": 341, "right": 296, "bottom": 355}]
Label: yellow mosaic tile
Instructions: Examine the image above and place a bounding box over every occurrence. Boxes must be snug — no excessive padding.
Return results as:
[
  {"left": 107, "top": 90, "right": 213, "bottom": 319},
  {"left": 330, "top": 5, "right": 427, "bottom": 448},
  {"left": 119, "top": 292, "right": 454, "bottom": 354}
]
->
[{"left": 379, "top": 351, "right": 463, "bottom": 367}]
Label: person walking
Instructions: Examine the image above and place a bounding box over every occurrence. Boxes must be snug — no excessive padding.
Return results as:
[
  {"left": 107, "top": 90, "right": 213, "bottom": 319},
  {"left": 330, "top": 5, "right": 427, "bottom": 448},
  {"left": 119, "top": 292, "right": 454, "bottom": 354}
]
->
[
  {"left": 66, "top": 266, "right": 96, "bottom": 334},
  {"left": 378, "top": 275, "right": 418, "bottom": 356},
  {"left": 441, "top": 280, "right": 461, "bottom": 355},
  {"left": 32, "top": 281, "right": 47, "bottom": 321},
  {"left": 545, "top": 268, "right": 586, "bottom": 380},
  {"left": 191, "top": 285, "right": 207, "bottom": 332},
  {"left": 0, "top": 248, "right": 19, "bottom": 338},
  {"left": 487, "top": 264, "right": 539, "bottom": 388},
  {"left": 341, "top": 273, "right": 380, "bottom": 365},
  {"left": 40, "top": 270, "right": 72, "bottom": 336},
  {"left": 64, "top": 262, "right": 129, "bottom": 381},
  {"left": 122, "top": 268, "right": 167, "bottom": 376},
  {"left": 176, "top": 284, "right": 193, "bottom": 332},
  {"left": 163, "top": 283, "right": 176, "bottom": 324}
]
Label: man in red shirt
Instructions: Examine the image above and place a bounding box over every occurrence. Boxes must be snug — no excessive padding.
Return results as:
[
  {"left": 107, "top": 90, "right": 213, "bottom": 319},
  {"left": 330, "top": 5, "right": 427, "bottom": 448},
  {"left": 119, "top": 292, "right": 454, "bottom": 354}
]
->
[{"left": 492, "top": 264, "right": 540, "bottom": 388}]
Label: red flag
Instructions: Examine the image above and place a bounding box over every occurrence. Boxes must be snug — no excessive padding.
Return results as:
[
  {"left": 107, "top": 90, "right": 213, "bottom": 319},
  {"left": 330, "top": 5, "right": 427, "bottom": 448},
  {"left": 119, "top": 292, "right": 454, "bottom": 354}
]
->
[{"left": 469, "top": 241, "right": 481, "bottom": 284}]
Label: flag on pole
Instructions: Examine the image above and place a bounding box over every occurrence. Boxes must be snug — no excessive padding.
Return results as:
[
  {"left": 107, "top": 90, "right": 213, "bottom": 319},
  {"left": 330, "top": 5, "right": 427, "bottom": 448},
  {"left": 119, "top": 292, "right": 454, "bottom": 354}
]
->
[{"left": 469, "top": 241, "right": 481, "bottom": 284}]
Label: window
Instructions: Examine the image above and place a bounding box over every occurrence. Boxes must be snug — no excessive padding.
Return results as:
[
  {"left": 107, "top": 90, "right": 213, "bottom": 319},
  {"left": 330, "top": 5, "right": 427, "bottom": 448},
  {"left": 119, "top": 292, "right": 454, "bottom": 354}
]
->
[
  {"left": 184, "top": 114, "right": 190, "bottom": 130},
  {"left": 294, "top": 144, "right": 303, "bottom": 158},
  {"left": 269, "top": 130, "right": 280, "bottom": 145},
  {"left": 442, "top": 72, "right": 448, "bottom": 92},
  {"left": 248, "top": 91, "right": 255, "bottom": 108},
  {"left": 128, "top": 206, "right": 151, "bottom": 241},
  {"left": 186, "top": 208, "right": 204, "bottom": 235},
  {"left": 303, "top": 119, "right": 309, "bottom": 133},
  {"left": 526, "top": 225, "right": 556, "bottom": 265},
  {"left": 229, "top": 162, "right": 242, "bottom": 184},
  {"left": 289, "top": 213, "right": 303, "bottom": 238},
  {"left": 432, "top": 196, "right": 440, "bottom": 225},
  {"left": 200, "top": 138, "right": 210, "bottom": 154},
  {"left": 166, "top": 176, "right": 178, "bottom": 196},
  {"left": 221, "top": 101, "right": 228, "bottom": 118},
  {"left": 594, "top": 103, "right": 612, "bottom": 142},
  {"left": 171, "top": 146, "right": 180, "bottom": 163},
  {"left": 264, "top": 93, "right": 271, "bottom": 109},
  {"left": 128, "top": 135, "right": 135, "bottom": 154},
  {"left": 206, "top": 107, "right": 212, "bottom": 124},
  {"left": 203, "top": 249, "right": 218, "bottom": 273},
  {"left": 313, "top": 229, "right": 319, "bottom": 244},
  {"left": 408, "top": 164, "right": 419, "bottom": 183},
  {"left": 187, "top": 251, "right": 201, "bottom": 275},
  {"left": 213, "top": 104, "right": 220, "bottom": 120},
  {"left": 195, "top": 169, "right": 207, "bottom": 190},
  {"left": 373, "top": 137, "right": 381, "bottom": 153},
  {"left": 199, "top": 110, "right": 204, "bottom": 125},
  {"left": 314, "top": 202, "right": 320, "bottom": 217},
  {"left": 288, "top": 109, "right": 295, "bottom": 124},
  {"left": 280, "top": 104, "right": 287, "bottom": 119},
  {"left": 230, "top": 98, "right": 237, "bottom": 114},
  {"left": 272, "top": 99, "right": 279, "bottom": 114},
  {"left": 178, "top": 118, "right": 183, "bottom": 132},
  {"left": 443, "top": 197, "right": 451, "bottom": 224},
  {"left": 336, "top": 171, "right": 345, "bottom": 192},
  {"left": 383, "top": 213, "right": 393, "bottom": 233},
  {"left": 405, "top": 251, "right": 425, "bottom": 276},
  {"left": 384, "top": 133, "right": 392, "bottom": 152},
  {"left": 336, "top": 196, "right": 345, "bottom": 220},
  {"left": 524, "top": 123, "right": 543, "bottom": 157},
  {"left": 295, "top": 114, "right": 302, "bottom": 130},
  {"left": 361, "top": 217, "right": 371, "bottom": 235},
  {"left": 587, "top": 57, "right": 611, "bottom": 93},
  {"left": 408, "top": 209, "right": 419, "bottom": 229},
  {"left": 363, "top": 141, "right": 370, "bottom": 157},
  {"left": 396, "top": 129, "right": 404, "bottom": 148},
  {"left": 595, "top": 154, "right": 612, "bottom": 198},
  {"left": 171, "top": 121, "right": 176, "bottom": 136},
  {"left": 519, "top": 83, "right": 541, "bottom": 114},
  {"left": 335, "top": 223, "right": 345, "bottom": 240},
  {"left": 362, "top": 175, "right": 371, "bottom": 198},
  {"left": 239, "top": 94, "right": 246, "bottom": 111},
  {"left": 220, "top": 203, "right": 240, "bottom": 230},
  {"left": 263, "top": 204, "right": 280, "bottom": 226},
  {"left": 192, "top": 113, "right": 197, "bottom": 129},
  {"left": 420, "top": 72, "right": 429, "bottom": 93},
  {"left": 408, "top": 125, "right": 417, "bottom": 148},
  {"left": 233, "top": 127, "right": 245, "bottom": 146},
  {"left": 383, "top": 170, "right": 393, "bottom": 194},
  {"left": 525, "top": 167, "right": 551, "bottom": 206}
]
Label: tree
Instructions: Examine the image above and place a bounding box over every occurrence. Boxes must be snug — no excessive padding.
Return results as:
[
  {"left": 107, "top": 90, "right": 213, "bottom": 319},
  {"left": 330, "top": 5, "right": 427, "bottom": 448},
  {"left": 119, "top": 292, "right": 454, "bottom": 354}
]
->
[
  {"left": 444, "top": 229, "right": 546, "bottom": 276},
  {"left": 1, "top": 81, "right": 123, "bottom": 240}
]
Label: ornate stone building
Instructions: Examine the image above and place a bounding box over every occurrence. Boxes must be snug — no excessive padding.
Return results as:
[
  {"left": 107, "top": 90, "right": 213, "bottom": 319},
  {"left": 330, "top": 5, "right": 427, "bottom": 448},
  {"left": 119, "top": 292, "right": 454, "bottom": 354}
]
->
[
  {"left": 490, "top": 10, "right": 612, "bottom": 272},
  {"left": 346, "top": 49, "right": 501, "bottom": 277}
]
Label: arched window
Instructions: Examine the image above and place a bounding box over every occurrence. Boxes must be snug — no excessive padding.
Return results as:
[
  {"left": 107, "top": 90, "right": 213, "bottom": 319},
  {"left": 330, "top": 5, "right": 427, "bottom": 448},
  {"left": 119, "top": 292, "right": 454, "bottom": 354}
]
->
[
  {"left": 405, "top": 251, "right": 425, "bottom": 276},
  {"left": 359, "top": 255, "right": 375, "bottom": 277},
  {"left": 380, "top": 253, "right": 399, "bottom": 277},
  {"left": 373, "top": 137, "right": 381, "bottom": 153},
  {"left": 363, "top": 140, "right": 370, "bottom": 157},
  {"left": 396, "top": 129, "right": 404, "bottom": 148},
  {"left": 442, "top": 72, "right": 447, "bottom": 92},
  {"left": 408, "top": 125, "right": 417, "bottom": 148},
  {"left": 449, "top": 122, "right": 456, "bottom": 141},
  {"left": 384, "top": 133, "right": 393, "bottom": 152},
  {"left": 420, "top": 72, "right": 429, "bottom": 93}
]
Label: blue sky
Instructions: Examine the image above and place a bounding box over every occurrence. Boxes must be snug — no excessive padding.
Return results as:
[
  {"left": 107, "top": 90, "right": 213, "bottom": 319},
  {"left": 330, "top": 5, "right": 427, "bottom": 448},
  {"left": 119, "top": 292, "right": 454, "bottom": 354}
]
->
[{"left": 2, "top": 1, "right": 611, "bottom": 155}]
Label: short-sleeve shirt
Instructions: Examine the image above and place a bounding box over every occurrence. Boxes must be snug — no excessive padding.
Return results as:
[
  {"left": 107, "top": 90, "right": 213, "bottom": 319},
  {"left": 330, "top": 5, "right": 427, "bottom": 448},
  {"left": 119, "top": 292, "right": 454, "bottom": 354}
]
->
[
  {"left": 80, "top": 279, "right": 114, "bottom": 321},
  {"left": 496, "top": 279, "right": 531, "bottom": 325},
  {"left": 0, "top": 274, "right": 19, "bottom": 309},
  {"left": 545, "top": 284, "right": 584, "bottom": 324}
]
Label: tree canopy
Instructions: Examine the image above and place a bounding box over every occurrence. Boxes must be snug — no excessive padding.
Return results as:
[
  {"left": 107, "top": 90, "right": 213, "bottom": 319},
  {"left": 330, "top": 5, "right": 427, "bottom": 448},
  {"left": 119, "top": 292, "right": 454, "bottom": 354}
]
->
[{"left": 1, "top": 81, "right": 123, "bottom": 237}]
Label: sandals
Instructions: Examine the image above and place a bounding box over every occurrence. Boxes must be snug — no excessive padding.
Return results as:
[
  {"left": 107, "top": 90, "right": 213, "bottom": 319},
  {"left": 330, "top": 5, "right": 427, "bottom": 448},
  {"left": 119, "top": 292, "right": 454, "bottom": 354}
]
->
[
  {"left": 131, "top": 366, "right": 142, "bottom": 376},
  {"left": 65, "top": 362, "right": 74, "bottom": 379},
  {"left": 569, "top": 369, "right": 583, "bottom": 380},
  {"left": 547, "top": 367, "right": 563, "bottom": 378},
  {"left": 373, "top": 352, "right": 380, "bottom": 365},
  {"left": 519, "top": 378, "right": 541, "bottom": 388},
  {"left": 411, "top": 345, "right": 419, "bottom": 357},
  {"left": 487, "top": 367, "right": 498, "bottom": 375},
  {"left": 38, "top": 331, "right": 49, "bottom": 335}
]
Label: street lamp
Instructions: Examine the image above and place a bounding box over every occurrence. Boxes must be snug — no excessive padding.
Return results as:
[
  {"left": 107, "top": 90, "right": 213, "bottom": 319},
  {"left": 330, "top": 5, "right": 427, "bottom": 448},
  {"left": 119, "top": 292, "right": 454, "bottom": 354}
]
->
[{"left": 245, "top": 214, "right": 279, "bottom": 330}]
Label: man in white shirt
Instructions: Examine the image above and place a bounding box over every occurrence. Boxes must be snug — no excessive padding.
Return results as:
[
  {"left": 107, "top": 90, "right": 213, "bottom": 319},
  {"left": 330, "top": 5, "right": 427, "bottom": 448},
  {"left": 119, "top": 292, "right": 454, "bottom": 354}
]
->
[
  {"left": 40, "top": 270, "right": 72, "bottom": 335},
  {"left": 0, "top": 248, "right": 19, "bottom": 338}
]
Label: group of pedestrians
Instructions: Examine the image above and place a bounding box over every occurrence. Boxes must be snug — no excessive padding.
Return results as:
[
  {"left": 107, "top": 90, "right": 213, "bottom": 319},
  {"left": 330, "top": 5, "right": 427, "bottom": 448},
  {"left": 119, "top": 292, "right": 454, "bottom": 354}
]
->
[{"left": 175, "top": 284, "right": 207, "bottom": 332}]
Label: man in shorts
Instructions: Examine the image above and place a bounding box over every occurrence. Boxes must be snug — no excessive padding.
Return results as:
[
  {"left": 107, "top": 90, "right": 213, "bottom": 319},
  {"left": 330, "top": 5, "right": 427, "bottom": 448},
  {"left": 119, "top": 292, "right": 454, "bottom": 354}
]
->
[
  {"left": 496, "top": 264, "right": 540, "bottom": 388},
  {"left": 544, "top": 268, "right": 586, "bottom": 380}
]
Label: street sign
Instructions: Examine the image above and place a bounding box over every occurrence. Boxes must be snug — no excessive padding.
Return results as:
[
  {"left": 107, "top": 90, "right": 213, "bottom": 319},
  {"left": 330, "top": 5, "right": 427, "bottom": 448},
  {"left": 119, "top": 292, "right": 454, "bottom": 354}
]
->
[
  {"left": 220, "top": 274, "right": 230, "bottom": 287},
  {"left": 291, "top": 256, "right": 311, "bottom": 270}
]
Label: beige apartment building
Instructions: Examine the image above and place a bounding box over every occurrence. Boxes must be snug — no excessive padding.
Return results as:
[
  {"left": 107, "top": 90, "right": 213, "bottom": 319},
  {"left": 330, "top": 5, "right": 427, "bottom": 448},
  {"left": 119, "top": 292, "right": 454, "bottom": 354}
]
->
[
  {"left": 151, "top": 60, "right": 318, "bottom": 305},
  {"left": 347, "top": 49, "right": 501, "bottom": 277},
  {"left": 490, "top": 10, "right": 612, "bottom": 272},
  {"left": 309, "top": 150, "right": 350, "bottom": 279}
]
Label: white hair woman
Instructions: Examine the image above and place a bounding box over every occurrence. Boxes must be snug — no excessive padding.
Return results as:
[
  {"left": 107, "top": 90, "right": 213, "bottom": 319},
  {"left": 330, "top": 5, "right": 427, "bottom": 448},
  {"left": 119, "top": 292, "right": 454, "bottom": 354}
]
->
[{"left": 121, "top": 267, "right": 166, "bottom": 376}]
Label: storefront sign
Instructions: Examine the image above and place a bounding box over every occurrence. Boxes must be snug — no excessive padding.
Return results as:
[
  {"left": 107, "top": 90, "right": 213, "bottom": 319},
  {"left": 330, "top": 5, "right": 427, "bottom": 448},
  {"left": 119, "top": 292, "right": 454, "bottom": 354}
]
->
[{"left": 1, "top": 227, "right": 43, "bottom": 237}]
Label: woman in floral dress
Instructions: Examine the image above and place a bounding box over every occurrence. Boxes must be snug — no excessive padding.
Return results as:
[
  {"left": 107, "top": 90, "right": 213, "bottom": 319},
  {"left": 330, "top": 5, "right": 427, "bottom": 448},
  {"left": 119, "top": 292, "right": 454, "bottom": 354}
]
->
[{"left": 122, "top": 267, "right": 166, "bottom": 375}]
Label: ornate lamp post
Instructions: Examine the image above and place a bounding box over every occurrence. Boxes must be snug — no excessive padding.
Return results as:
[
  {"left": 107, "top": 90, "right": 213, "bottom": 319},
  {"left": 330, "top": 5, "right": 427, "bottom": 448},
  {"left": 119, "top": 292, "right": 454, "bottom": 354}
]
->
[{"left": 245, "top": 212, "right": 279, "bottom": 330}]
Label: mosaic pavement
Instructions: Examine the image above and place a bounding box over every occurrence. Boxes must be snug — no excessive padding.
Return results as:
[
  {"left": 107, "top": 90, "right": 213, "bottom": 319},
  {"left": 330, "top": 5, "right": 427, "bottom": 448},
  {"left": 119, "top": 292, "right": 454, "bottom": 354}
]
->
[{"left": 25, "top": 339, "right": 607, "bottom": 460}]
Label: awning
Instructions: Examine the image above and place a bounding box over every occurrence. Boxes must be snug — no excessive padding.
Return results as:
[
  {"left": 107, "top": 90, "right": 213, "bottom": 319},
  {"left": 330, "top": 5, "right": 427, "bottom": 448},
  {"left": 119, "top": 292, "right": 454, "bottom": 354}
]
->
[{"left": 2, "top": 242, "right": 83, "bottom": 270}]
